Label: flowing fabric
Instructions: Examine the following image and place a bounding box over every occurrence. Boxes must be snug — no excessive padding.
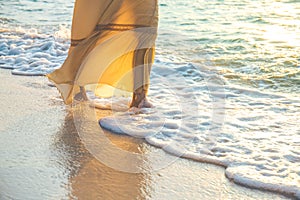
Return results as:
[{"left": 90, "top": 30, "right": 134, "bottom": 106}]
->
[{"left": 47, "top": 0, "right": 158, "bottom": 104}]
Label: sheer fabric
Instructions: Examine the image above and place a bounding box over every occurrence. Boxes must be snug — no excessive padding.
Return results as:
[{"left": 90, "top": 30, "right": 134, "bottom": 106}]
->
[{"left": 47, "top": 0, "right": 158, "bottom": 104}]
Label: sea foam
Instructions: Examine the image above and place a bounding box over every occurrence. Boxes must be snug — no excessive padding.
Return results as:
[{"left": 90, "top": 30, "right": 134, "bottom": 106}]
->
[
  {"left": 0, "top": 27, "right": 69, "bottom": 75},
  {"left": 1, "top": 27, "right": 299, "bottom": 199},
  {"left": 98, "top": 62, "right": 300, "bottom": 199}
]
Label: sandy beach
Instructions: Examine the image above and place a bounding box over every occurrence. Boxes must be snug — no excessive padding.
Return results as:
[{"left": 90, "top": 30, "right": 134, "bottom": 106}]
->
[{"left": 0, "top": 68, "right": 292, "bottom": 199}]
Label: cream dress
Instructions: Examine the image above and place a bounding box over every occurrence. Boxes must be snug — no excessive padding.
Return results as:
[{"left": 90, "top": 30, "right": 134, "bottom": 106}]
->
[{"left": 47, "top": 0, "right": 158, "bottom": 104}]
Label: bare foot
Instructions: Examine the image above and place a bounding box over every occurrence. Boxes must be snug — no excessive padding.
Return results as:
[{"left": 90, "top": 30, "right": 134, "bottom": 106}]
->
[
  {"left": 137, "top": 98, "right": 153, "bottom": 108},
  {"left": 80, "top": 86, "right": 88, "bottom": 101},
  {"left": 130, "top": 86, "right": 154, "bottom": 108},
  {"left": 74, "top": 86, "right": 88, "bottom": 102},
  {"left": 130, "top": 95, "right": 153, "bottom": 108},
  {"left": 128, "top": 99, "right": 153, "bottom": 114}
]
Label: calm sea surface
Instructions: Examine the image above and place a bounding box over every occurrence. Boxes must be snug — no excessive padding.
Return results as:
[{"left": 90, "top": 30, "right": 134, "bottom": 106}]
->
[{"left": 0, "top": 0, "right": 299, "bottom": 199}]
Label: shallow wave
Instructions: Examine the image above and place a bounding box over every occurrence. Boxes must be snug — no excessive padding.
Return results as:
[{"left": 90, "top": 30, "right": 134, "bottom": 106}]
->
[
  {"left": 98, "top": 62, "right": 300, "bottom": 199},
  {"left": 158, "top": 0, "right": 300, "bottom": 94},
  {"left": 0, "top": 27, "right": 69, "bottom": 75},
  {"left": 0, "top": 7, "right": 300, "bottom": 198}
]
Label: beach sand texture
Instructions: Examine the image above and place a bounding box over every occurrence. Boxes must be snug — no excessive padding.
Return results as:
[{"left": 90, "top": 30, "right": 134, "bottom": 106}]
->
[{"left": 0, "top": 69, "right": 292, "bottom": 200}]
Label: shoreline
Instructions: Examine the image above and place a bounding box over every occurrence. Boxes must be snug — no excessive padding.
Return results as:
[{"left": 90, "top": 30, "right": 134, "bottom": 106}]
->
[{"left": 0, "top": 68, "right": 292, "bottom": 199}]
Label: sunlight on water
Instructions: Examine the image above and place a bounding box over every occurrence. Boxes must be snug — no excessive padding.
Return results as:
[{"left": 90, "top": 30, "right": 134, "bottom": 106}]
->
[
  {"left": 263, "top": 25, "right": 298, "bottom": 46},
  {"left": 0, "top": 0, "right": 299, "bottom": 199},
  {"left": 156, "top": 0, "right": 300, "bottom": 94}
]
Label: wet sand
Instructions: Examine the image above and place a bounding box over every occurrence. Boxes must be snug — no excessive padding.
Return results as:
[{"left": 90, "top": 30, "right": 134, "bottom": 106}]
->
[{"left": 0, "top": 68, "right": 292, "bottom": 200}]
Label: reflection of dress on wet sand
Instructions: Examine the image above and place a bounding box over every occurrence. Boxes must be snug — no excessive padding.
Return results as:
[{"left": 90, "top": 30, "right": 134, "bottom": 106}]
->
[{"left": 47, "top": 0, "right": 158, "bottom": 107}]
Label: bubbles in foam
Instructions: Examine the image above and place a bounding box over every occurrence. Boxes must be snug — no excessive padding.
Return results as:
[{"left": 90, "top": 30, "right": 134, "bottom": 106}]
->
[
  {"left": 1, "top": 25, "right": 299, "bottom": 199},
  {"left": 0, "top": 27, "right": 69, "bottom": 76},
  {"left": 96, "top": 61, "right": 300, "bottom": 198}
]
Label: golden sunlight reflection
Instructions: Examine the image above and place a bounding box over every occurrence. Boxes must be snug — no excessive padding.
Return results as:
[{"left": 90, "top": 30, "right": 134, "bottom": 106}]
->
[
  {"left": 53, "top": 107, "right": 151, "bottom": 199},
  {"left": 261, "top": 1, "right": 300, "bottom": 46},
  {"left": 269, "top": 1, "right": 297, "bottom": 17},
  {"left": 263, "top": 25, "right": 298, "bottom": 46}
]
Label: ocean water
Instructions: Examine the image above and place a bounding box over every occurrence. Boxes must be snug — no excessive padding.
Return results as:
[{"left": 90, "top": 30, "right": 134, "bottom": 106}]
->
[{"left": 1, "top": 0, "right": 300, "bottom": 199}]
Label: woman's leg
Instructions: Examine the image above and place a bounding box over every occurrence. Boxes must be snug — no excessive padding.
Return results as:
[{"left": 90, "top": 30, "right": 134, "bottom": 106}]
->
[
  {"left": 70, "top": 0, "right": 104, "bottom": 100},
  {"left": 130, "top": 48, "right": 153, "bottom": 108}
]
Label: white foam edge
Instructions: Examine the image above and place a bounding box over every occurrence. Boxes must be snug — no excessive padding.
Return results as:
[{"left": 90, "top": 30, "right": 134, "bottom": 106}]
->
[
  {"left": 11, "top": 70, "right": 45, "bottom": 76},
  {"left": 0, "top": 65, "right": 15, "bottom": 70},
  {"left": 145, "top": 136, "right": 228, "bottom": 166},
  {"left": 225, "top": 165, "right": 300, "bottom": 199}
]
